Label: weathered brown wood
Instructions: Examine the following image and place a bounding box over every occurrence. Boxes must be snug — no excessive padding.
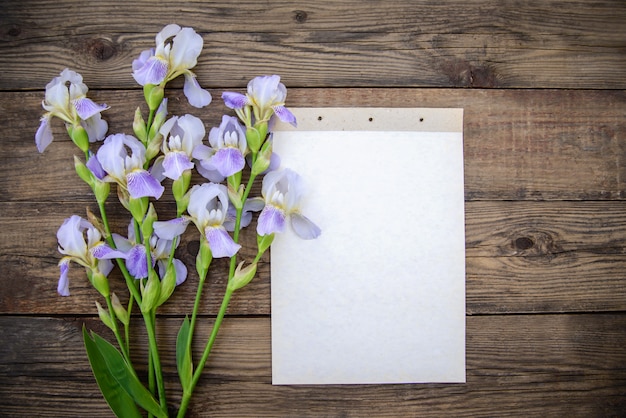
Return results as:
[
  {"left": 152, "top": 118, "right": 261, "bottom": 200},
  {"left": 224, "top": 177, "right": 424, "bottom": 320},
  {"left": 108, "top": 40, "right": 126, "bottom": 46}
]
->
[
  {"left": 2, "top": 88, "right": 626, "bottom": 202},
  {"left": 1, "top": 315, "right": 625, "bottom": 417},
  {"left": 2, "top": 200, "right": 626, "bottom": 316},
  {"left": 1, "top": 1, "right": 626, "bottom": 90},
  {"left": 2, "top": 1, "right": 626, "bottom": 415}
]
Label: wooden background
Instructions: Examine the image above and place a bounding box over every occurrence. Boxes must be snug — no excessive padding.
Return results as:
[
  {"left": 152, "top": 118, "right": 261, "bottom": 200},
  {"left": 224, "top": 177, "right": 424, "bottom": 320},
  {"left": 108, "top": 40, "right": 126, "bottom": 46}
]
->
[{"left": 1, "top": 0, "right": 626, "bottom": 416}]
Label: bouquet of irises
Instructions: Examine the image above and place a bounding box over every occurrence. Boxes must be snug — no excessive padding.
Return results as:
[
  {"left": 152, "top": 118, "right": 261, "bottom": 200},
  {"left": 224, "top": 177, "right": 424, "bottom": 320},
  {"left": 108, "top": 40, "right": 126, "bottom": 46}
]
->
[{"left": 35, "top": 24, "right": 320, "bottom": 417}]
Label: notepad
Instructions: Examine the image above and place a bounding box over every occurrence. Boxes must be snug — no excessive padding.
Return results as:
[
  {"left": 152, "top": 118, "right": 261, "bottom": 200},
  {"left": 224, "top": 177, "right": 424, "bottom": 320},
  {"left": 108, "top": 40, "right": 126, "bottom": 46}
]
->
[{"left": 270, "top": 108, "right": 465, "bottom": 385}]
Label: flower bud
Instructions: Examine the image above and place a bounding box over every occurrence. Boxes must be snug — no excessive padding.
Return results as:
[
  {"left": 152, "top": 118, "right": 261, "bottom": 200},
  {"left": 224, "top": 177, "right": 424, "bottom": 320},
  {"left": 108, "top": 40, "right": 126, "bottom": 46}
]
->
[
  {"left": 111, "top": 293, "right": 129, "bottom": 326},
  {"left": 257, "top": 233, "right": 274, "bottom": 255},
  {"left": 155, "top": 262, "right": 177, "bottom": 308},
  {"left": 149, "top": 98, "right": 169, "bottom": 138},
  {"left": 251, "top": 139, "right": 272, "bottom": 176},
  {"left": 68, "top": 125, "right": 90, "bottom": 153},
  {"left": 227, "top": 183, "right": 244, "bottom": 210},
  {"left": 74, "top": 155, "right": 95, "bottom": 187},
  {"left": 141, "top": 203, "right": 157, "bottom": 239},
  {"left": 245, "top": 126, "right": 263, "bottom": 153},
  {"left": 88, "top": 269, "right": 110, "bottom": 298},
  {"left": 96, "top": 301, "right": 115, "bottom": 331},
  {"left": 144, "top": 84, "right": 165, "bottom": 112},
  {"left": 195, "top": 237, "right": 213, "bottom": 277},
  {"left": 228, "top": 262, "right": 258, "bottom": 291},
  {"left": 145, "top": 134, "right": 163, "bottom": 162},
  {"left": 173, "top": 171, "right": 191, "bottom": 205},
  {"left": 94, "top": 179, "right": 110, "bottom": 204},
  {"left": 128, "top": 196, "right": 149, "bottom": 223},
  {"left": 133, "top": 107, "right": 148, "bottom": 143},
  {"left": 141, "top": 269, "right": 161, "bottom": 313}
]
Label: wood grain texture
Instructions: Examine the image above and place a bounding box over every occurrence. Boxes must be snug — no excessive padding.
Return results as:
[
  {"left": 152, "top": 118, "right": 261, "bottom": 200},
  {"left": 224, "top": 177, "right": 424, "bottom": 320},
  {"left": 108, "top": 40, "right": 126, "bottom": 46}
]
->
[
  {"left": 2, "top": 1, "right": 626, "bottom": 415},
  {"left": 2, "top": 200, "right": 625, "bottom": 316},
  {"left": 1, "top": 1, "right": 625, "bottom": 89},
  {"left": 3, "top": 88, "right": 626, "bottom": 202},
  {"left": 1, "top": 315, "right": 625, "bottom": 417}
]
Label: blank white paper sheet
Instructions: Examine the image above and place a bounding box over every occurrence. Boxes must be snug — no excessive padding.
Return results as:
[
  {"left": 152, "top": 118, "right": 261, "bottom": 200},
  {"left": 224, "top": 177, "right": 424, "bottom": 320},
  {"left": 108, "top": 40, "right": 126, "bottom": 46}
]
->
[{"left": 271, "top": 108, "right": 466, "bottom": 385}]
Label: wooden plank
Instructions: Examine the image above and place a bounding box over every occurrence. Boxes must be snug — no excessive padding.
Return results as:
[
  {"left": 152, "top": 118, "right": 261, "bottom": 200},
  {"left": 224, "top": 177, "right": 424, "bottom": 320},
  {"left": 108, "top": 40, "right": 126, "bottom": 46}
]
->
[
  {"left": 1, "top": 1, "right": 625, "bottom": 89},
  {"left": 1, "top": 315, "right": 625, "bottom": 416},
  {"left": 2, "top": 200, "right": 626, "bottom": 315},
  {"left": 2, "top": 88, "right": 626, "bottom": 202}
]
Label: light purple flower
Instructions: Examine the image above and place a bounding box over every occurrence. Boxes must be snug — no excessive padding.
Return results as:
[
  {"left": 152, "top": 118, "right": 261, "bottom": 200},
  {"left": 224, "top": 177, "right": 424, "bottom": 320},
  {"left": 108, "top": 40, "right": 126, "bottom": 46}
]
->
[
  {"left": 222, "top": 75, "right": 296, "bottom": 126},
  {"left": 36, "top": 69, "right": 109, "bottom": 152},
  {"left": 193, "top": 115, "right": 247, "bottom": 181},
  {"left": 132, "top": 24, "right": 211, "bottom": 108},
  {"left": 113, "top": 221, "right": 188, "bottom": 284},
  {"left": 187, "top": 183, "right": 240, "bottom": 258},
  {"left": 96, "top": 133, "right": 164, "bottom": 199},
  {"left": 257, "top": 169, "right": 320, "bottom": 239},
  {"left": 56, "top": 215, "right": 125, "bottom": 296},
  {"left": 159, "top": 114, "right": 205, "bottom": 180}
]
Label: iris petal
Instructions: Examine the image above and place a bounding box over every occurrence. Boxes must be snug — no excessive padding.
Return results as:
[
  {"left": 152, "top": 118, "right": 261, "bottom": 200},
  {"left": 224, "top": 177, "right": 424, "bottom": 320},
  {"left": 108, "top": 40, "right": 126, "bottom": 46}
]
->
[
  {"left": 126, "top": 245, "right": 148, "bottom": 279},
  {"left": 58, "top": 260, "right": 71, "bottom": 296},
  {"left": 86, "top": 152, "right": 106, "bottom": 180},
  {"left": 172, "top": 259, "right": 188, "bottom": 285},
  {"left": 257, "top": 205, "right": 286, "bottom": 236},
  {"left": 162, "top": 151, "right": 194, "bottom": 180},
  {"left": 290, "top": 213, "right": 321, "bottom": 240},
  {"left": 212, "top": 148, "right": 245, "bottom": 177},
  {"left": 57, "top": 215, "right": 87, "bottom": 257},
  {"left": 126, "top": 170, "right": 165, "bottom": 199},
  {"left": 73, "top": 97, "right": 109, "bottom": 120},
  {"left": 35, "top": 116, "right": 54, "bottom": 153},
  {"left": 133, "top": 56, "right": 168, "bottom": 86},
  {"left": 273, "top": 105, "right": 297, "bottom": 127},
  {"left": 222, "top": 92, "right": 249, "bottom": 109},
  {"left": 205, "top": 226, "right": 241, "bottom": 258},
  {"left": 153, "top": 218, "right": 190, "bottom": 240},
  {"left": 81, "top": 113, "right": 108, "bottom": 142},
  {"left": 91, "top": 243, "right": 126, "bottom": 260},
  {"left": 183, "top": 73, "right": 212, "bottom": 108},
  {"left": 170, "top": 28, "right": 202, "bottom": 70}
]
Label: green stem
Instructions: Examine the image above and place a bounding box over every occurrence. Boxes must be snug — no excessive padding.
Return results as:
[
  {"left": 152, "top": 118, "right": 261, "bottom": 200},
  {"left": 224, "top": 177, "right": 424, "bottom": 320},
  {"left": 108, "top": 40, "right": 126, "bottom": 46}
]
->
[
  {"left": 187, "top": 265, "right": 208, "bottom": 353},
  {"left": 105, "top": 294, "right": 130, "bottom": 362},
  {"left": 177, "top": 287, "right": 234, "bottom": 418},
  {"left": 143, "top": 311, "right": 167, "bottom": 412},
  {"left": 177, "top": 167, "right": 259, "bottom": 417},
  {"left": 98, "top": 201, "right": 143, "bottom": 307}
]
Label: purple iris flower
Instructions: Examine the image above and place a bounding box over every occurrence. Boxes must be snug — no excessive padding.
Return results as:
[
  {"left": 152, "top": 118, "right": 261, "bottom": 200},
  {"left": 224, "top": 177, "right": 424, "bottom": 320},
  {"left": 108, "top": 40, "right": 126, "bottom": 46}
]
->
[
  {"left": 257, "top": 169, "right": 321, "bottom": 240},
  {"left": 186, "top": 183, "right": 240, "bottom": 258},
  {"left": 159, "top": 114, "right": 205, "bottom": 180},
  {"left": 96, "top": 133, "right": 164, "bottom": 199},
  {"left": 36, "top": 68, "right": 109, "bottom": 152},
  {"left": 132, "top": 24, "right": 211, "bottom": 108},
  {"left": 193, "top": 115, "right": 247, "bottom": 181},
  {"left": 56, "top": 215, "right": 125, "bottom": 296},
  {"left": 113, "top": 221, "right": 188, "bottom": 284},
  {"left": 222, "top": 75, "right": 296, "bottom": 127}
]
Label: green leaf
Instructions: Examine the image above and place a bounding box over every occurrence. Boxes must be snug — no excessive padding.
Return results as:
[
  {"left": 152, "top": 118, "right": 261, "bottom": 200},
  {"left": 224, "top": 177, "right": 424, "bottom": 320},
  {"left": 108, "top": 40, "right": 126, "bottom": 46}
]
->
[
  {"left": 176, "top": 316, "right": 193, "bottom": 391},
  {"left": 83, "top": 326, "right": 142, "bottom": 418},
  {"left": 84, "top": 327, "right": 168, "bottom": 418}
]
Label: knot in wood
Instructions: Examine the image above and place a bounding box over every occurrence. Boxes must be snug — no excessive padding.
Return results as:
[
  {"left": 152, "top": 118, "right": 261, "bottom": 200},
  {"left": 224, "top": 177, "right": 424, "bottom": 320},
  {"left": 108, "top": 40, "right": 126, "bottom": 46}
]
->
[
  {"left": 293, "top": 10, "right": 308, "bottom": 23},
  {"left": 7, "top": 25, "right": 21, "bottom": 37},
  {"left": 86, "top": 38, "right": 117, "bottom": 61},
  {"left": 515, "top": 236, "right": 534, "bottom": 251}
]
